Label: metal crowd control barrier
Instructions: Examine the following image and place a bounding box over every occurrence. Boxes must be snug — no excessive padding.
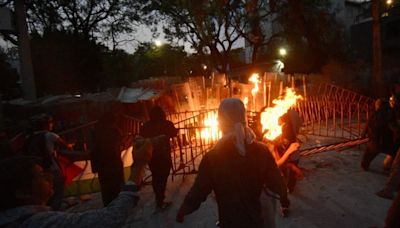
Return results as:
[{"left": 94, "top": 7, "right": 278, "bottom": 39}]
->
[
  {"left": 295, "top": 96, "right": 371, "bottom": 140},
  {"left": 166, "top": 97, "right": 372, "bottom": 180},
  {"left": 56, "top": 83, "right": 374, "bottom": 192}
]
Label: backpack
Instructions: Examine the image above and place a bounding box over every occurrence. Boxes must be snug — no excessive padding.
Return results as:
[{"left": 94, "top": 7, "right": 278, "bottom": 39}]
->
[{"left": 22, "top": 132, "right": 53, "bottom": 170}]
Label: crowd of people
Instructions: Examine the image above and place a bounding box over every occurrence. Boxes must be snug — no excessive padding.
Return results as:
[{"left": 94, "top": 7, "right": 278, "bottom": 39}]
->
[{"left": 0, "top": 95, "right": 399, "bottom": 227}]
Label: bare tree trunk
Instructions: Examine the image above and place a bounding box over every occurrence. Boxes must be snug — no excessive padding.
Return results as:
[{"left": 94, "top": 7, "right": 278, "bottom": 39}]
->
[
  {"left": 372, "top": 0, "right": 384, "bottom": 98},
  {"left": 15, "top": 0, "right": 37, "bottom": 100}
]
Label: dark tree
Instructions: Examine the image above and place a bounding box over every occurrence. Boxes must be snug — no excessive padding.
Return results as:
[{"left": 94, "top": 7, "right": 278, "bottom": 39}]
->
[
  {"left": 131, "top": 42, "right": 189, "bottom": 80},
  {"left": 276, "top": 0, "right": 349, "bottom": 73},
  {"left": 1, "top": 0, "right": 142, "bottom": 50},
  {"left": 0, "top": 48, "right": 20, "bottom": 99},
  {"left": 139, "top": 0, "right": 245, "bottom": 74},
  {"left": 30, "top": 31, "right": 105, "bottom": 95}
]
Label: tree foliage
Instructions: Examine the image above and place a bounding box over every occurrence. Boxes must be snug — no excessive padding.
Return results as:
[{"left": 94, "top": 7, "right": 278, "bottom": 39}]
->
[
  {"left": 276, "top": 0, "right": 349, "bottom": 73},
  {"left": 131, "top": 42, "right": 189, "bottom": 80},
  {"left": 0, "top": 0, "right": 142, "bottom": 49},
  {"left": 26, "top": 0, "right": 143, "bottom": 49},
  {"left": 30, "top": 31, "right": 105, "bottom": 95},
  {"left": 0, "top": 48, "right": 20, "bottom": 99},
  {"left": 139, "top": 0, "right": 247, "bottom": 73}
]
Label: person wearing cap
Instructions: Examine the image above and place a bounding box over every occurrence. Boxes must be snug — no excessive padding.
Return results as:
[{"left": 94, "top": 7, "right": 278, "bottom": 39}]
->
[
  {"left": 176, "top": 98, "right": 290, "bottom": 228},
  {"left": 0, "top": 138, "right": 152, "bottom": 228}
]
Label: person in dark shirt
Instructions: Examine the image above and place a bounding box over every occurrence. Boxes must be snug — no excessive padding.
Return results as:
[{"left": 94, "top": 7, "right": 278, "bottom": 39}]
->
[
  {"left": 276, "top": 108, "right": 303, "bottom": 193},
  {"left": 91, "top": 111, "right": 124, "bottom": 206},
  {"left": 361, "top": 99, "right": 396, "bottom": 171},
  {"left": 139, "top": 105, "right": 178, "bottom": 210},
  {"left": 176, "top": 98, "right": 289, "bottom": 228}
]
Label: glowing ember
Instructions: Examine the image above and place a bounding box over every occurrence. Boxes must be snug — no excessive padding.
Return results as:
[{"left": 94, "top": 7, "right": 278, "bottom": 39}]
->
[
  {"left": 249, "top": 73, "right": 260, "bottom": 97},
  {"left": 200, "top": 112, "right": 221, "bottom": 141},
  {"left": 261, "top": 87, "right": 302, "bottom": 140}
]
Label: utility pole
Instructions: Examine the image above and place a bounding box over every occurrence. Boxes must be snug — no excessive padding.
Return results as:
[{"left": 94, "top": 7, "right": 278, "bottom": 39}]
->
[
  {"left": 371, "top": 0, "right": 383, "bottom": 98},
  {"left": 15, "top": 0, "right": 37, "bottom": 101}
]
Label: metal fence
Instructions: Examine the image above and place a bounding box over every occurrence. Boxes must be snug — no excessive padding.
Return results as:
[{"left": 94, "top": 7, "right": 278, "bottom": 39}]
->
[{"left": 57, "top": 82, "right": 374, "bottom": 188}]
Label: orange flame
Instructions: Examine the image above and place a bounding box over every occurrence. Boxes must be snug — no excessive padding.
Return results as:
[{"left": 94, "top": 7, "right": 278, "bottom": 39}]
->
[
  {"left": 261, "top": 88, "right": 302, "bottom": 141},
  {"left": 243, "top": 96, "right": 249, "bottom": 109},
  {"left": 249, "top": 73, "right": 260, "bottom": 96},
  {"left": 200, "top": 112, "right": 221, "bottom": 141}
]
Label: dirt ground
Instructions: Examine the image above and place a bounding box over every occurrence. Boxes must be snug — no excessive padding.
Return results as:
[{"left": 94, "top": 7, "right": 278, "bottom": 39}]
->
[{"left": 69, "top": 138, "right": 394, "bottom": 228}]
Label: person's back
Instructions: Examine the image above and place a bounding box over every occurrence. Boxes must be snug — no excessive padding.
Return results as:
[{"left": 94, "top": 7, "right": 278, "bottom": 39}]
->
[
  {"left": 91, "top": 118, "right": 122, "bottom": 173},
  {"left": 91, "top": 111, "right": 125, "bottom": 206},
  {"left": 139, "top": 105, "right": 178, "bottom": 210},
  {"left": 23, "top": 132, "right": 52, "bottom": 170},
  {"left": 177, "top": 98, "right": 289, "bottom": 228},
  {"left": 140, "top": 120, "right": 175, "bottom": 154},
  {"left": 200, "top": 139, "right": 285, "bottom": 227},
  {"left": 368, "top": 107, "right": 394, "bottom": 153}
]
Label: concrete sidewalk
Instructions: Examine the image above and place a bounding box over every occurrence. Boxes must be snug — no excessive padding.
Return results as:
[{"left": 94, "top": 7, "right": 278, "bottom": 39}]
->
[{"left": 68, "top": 143, "right": 393, "bottom": 228}]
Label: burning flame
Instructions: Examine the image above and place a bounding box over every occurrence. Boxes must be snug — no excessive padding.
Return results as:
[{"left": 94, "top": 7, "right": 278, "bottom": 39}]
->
[
  {"left": 243, "top": 96, "right": 249, "bottom": 109},
  {"left": 249, "top": 73, "right": 260, "bottom": 97},
  {"left": 200, "top": 112, "right": 221, "bottom": 141},
  {"left": 261, "top": 87, "right": 302, "bottom": 141}
]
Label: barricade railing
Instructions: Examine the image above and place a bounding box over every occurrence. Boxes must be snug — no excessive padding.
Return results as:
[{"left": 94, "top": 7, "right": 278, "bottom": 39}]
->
[
  {"left": 56, "top": 83, "right": 373, "bottom": 191},
  {"left": 316, "top": 82, "right": 375, "bottom": 106},
  {"left": 295, "top": 95, "right": 371, "bottom": 140}
]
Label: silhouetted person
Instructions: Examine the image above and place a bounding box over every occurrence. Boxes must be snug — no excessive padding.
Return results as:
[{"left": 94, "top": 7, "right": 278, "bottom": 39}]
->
[
  {"left": 361, "top": 99, "right": 396, "bottom": 171},
  {"left": 139, "top": 105, "right": 178, "bottom": 210},
  {"left": 384, "top": 192, "right": 400, "bottom": 228},
  {"left": 276, "top": 108, "right": 303, "bottom": 193},
  {"left": 176, "top": 98, "right": 289, "bottom": 227},
  {"left": 91, "top": 111, "right": 124, "bottom": 206},
  {"left": 24, "top": 114, "right": 74, "bottom": 210}
]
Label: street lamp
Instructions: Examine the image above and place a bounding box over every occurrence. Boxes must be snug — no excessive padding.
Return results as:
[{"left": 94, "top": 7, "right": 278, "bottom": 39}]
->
[
  {"left": 154, "top": 40, "right": 162, "bottom": 47},
  {"left": 279, "top": 48, "right": 287, "bottom": 57}
]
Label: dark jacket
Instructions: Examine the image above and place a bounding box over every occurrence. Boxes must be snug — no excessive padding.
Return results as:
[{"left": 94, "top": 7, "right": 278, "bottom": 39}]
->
[
  {"left": 91, "top": 119, "right": 123, "bottom": 174},
  {"left": 179, "top": 139, "right": 287, "bottom": 228},
  {"left": 139, "top": 117, "right": 177, "bottom": 166},
  {"left": 364, "top": 108, "right": 396, "bottom": 155}
]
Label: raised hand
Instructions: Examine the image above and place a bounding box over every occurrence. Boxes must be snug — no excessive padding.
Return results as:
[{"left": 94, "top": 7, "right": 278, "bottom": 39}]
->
[{"left": 287, "top": 142, "right": 300, "bottom": 155}]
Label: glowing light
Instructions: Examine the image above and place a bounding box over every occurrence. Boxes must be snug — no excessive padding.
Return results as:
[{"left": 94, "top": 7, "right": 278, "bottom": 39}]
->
[
  {"left": 387, "top": 0, "right": 393, "bottom": 5},
  {"left": 243, "top": 96, "right": 249, "bottom": 109},
  {"left": 154, "top": 40, "right": 162, "bottom": 47},
  {"left": 249, "top": 73, "right": 260, "bottom": 97},
  {"left": 200, "top": 112, "right": 221, "bottom": 141},
  {"left": 279, "top": 48, "right": 287, "bottom": 56},
  {"left": 261, "top": 88, "right": 302, "bottom": 141}
]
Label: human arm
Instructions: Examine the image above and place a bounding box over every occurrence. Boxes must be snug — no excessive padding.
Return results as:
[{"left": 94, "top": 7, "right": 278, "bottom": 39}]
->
[
  {"left": 25, "top": 137, "right": 152, "bottom": 228},
  {"left": 130, "top": 137, "right": 153, "bottom": 186},
  {"left": 56, "top": 137, "right": 74, "bottom": 151},
  {"left": 176, "top": 155, "right": 213, "bottom": 223},
  {"left": 275, "top": 142, "right": 300, "bottom": 167}
]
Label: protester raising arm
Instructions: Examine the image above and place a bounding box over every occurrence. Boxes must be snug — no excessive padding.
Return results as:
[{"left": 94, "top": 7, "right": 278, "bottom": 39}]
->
[{"left": 271, "top": 142, "right": 300, "bottom": 167}]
